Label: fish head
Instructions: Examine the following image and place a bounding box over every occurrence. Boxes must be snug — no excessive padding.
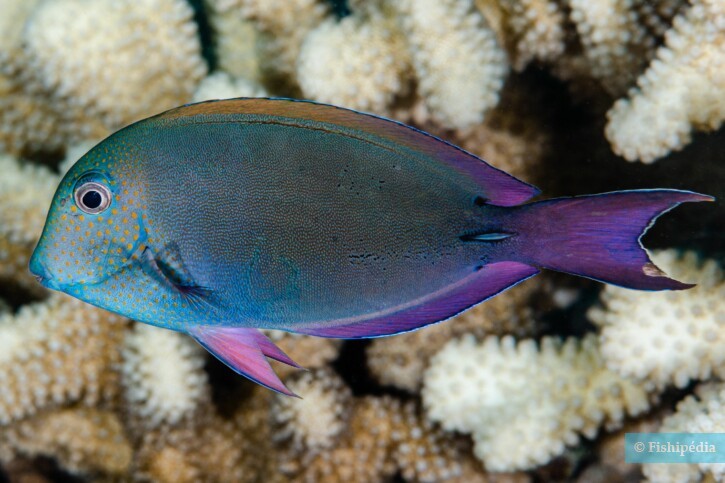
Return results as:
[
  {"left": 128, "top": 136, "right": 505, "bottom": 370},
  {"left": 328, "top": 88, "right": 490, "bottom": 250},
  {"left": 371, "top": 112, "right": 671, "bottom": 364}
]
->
[{"left": 30, "top": 137, "right": 150, "bottom": 294}]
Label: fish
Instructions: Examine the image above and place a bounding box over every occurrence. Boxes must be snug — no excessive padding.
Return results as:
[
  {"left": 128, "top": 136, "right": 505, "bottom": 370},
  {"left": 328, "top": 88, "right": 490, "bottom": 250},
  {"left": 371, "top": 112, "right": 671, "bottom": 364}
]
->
[{"left": 29, "top": 98, "right": 713, "bottom": 396}]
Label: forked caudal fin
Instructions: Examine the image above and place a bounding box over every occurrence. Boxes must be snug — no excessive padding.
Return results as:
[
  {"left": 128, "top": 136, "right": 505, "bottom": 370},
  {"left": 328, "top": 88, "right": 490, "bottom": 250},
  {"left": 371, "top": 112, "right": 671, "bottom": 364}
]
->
[
  {"left": 188, "top": 326, "right": 302, "bottom": 397},
  {"left": 506, "top": 189, "right": 714, "bottom": 290}
]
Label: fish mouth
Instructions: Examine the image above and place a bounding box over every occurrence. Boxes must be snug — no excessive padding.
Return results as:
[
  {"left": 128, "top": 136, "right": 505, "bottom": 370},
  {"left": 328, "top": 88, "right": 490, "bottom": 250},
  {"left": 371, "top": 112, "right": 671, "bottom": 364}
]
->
[{"left": 28, "top": 260, "right": 62, "bottom": 291}]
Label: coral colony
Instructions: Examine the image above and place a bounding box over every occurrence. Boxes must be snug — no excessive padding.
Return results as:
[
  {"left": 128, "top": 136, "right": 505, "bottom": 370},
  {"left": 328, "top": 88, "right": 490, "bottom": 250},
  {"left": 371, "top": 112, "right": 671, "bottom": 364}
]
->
[{"left": 0, "top": 0, "right": 722, "bottom": 482}]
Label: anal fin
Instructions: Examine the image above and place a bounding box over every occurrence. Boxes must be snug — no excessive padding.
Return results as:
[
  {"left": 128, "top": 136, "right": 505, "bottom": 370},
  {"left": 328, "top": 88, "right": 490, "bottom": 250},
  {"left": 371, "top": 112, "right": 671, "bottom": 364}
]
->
[
  {"left": 294, "top": 261, "right": 539, "bottom": 339},
  {"left": 188, "top": 326, "right": 302, "bottom": 397}
]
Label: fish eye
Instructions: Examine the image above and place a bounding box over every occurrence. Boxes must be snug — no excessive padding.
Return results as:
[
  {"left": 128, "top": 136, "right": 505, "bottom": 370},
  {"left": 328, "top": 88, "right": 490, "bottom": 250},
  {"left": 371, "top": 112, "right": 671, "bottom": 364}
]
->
[{"left": 74, "top": 181, "right": 111, "bottom": 214}]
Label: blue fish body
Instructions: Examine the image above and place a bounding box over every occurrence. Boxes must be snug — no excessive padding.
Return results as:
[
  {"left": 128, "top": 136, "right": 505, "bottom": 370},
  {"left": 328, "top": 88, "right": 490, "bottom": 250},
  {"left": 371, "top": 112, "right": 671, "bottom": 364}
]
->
[{"left": 30, "top": 99, "right": 712, "bottom": 395}]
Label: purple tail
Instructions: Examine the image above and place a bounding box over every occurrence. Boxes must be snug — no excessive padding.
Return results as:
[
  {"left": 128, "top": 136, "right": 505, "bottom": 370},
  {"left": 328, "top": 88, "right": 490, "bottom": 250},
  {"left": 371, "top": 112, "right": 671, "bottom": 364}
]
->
[{"left": 504, "top": 190, "right": 713, "bottom": 290}]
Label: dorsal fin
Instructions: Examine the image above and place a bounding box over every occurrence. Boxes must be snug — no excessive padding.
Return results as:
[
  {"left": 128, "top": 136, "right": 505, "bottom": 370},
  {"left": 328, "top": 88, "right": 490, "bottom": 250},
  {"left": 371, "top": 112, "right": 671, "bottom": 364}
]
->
[{"left": 154, "top": 98, "right": 540, "bottom": 207}]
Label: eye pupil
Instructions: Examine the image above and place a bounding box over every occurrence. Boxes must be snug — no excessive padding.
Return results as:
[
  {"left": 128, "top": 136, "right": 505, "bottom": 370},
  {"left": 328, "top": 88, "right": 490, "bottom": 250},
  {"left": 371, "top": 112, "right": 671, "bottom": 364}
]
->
[
  {"left": 74, "top": 180, "right": 111, "bottom": 214},
  {"left": 82, "top": 190, "right": 103, "bottom": 209}
]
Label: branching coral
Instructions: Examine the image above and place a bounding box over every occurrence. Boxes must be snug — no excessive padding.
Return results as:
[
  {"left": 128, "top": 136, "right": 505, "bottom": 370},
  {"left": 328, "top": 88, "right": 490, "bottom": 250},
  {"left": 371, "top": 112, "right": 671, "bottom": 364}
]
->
[
  {"left": 0, "top": 154, "right": 58, "bottom": 293},
  {"left": 394, "top": 0, "right": 508, "bottom": 130},
  {"left": 0, "top": 0, "right": 61, "bottom": 156},
  {"left": 0, "top": 294, "right": 127, "bottom": 424},
  {"left": 0, "top": 1, "right": 721, "bottom": 481},
  {"left": 297, "top": 12, "right": 410, "bottom": 115},
  {"left": 589, "top": 250, "right": 724, "bottom": 390},
  {"left": 0, "top": 75, "right": 69, "bottom": 156},
  {"left": 0, "top": 407, "right": 132, "bottom": 479},
  {"left": 137, "top": 412, "right": 252, "bottom": 483},
  {"left": 423, "top": 334, "right": 651, "bottom": 471},
  {"left": 278, "top": 394, "right": 465, "bottom": 483},
  {"left": 192, "top": 71, "right": 267, "bottom": 103},
  {"left": 203, "top": 0, "right": 262, "bottom": 82},
  {"left": 643, "top": 383, "right": 725, "bottom": 483},
  {"left": 271, "top": 368, "right": 352, "bottom": 453},
  {"left": 15, "top": 0, "right": 205, "bottom": 145},
  {"left": 566, "top": 0, "right": 654, "bottom": 95},
  {"left": 210, "top": 0, "right": 329, "bottom": 90},
  {"left": 121, "top": 324, "right": 210, "bottom": 427},
  {"left": 477, "top": 0, "right": 566, "bottom": 71},
  {"left": 605, "top": 0, "right": 725, "bottom": 162},
  {"left": 367, "top": 277, "right": 550, "bottom": 392}
]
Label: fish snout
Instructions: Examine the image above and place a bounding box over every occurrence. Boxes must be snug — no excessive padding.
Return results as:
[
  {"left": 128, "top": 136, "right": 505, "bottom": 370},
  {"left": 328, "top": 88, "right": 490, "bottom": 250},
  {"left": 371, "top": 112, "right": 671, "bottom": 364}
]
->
[{"left": 28, "top": 253, "right": 58, "bottom": 289}]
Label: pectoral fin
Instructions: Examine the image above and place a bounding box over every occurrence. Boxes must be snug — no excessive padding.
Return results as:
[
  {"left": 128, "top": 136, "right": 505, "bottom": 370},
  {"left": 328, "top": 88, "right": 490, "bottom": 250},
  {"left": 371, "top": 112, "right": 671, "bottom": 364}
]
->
[
  {"left": 188, "top": 326, "right": 302, "bottom": 397},
  {"left": 140, "top": 243, "right": 213, "bottom": 309}
]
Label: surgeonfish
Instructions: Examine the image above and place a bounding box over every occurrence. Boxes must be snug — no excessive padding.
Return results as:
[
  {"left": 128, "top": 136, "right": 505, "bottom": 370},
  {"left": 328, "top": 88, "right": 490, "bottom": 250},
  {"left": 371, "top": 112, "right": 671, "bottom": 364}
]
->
[{"left": 29, "top": 98, "right": 713, "bottom": 396}]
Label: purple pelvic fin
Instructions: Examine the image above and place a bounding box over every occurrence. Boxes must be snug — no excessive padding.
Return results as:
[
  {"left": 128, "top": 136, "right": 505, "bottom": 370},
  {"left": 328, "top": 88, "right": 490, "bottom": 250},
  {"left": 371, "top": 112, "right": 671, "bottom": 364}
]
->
[
  {"left": 293, "top": 261, "right": 539, "bottom": 339},
  {"left": 188, "top": 326, "right": 301, "bottom": 397}
]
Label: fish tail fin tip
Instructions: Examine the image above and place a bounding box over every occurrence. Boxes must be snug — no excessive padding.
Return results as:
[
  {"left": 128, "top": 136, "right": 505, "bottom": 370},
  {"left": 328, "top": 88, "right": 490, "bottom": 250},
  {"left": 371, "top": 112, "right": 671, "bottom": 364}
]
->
[
  {"left": 511, "top": 189, "right": 712, "bottom": 291},
  {"left": 188, "top": 326, "right": 301, "bottom": 397}
]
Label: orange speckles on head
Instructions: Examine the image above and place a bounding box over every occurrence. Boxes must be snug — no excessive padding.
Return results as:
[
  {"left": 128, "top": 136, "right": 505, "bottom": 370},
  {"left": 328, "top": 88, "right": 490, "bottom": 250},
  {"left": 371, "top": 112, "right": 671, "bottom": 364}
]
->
[
  {"left": 131, "top": 212, "right": 138, "bottom": 219},
  {"left": 111, "top": 209, "right": 118, "bottom": 215},
  {"left": 97, "top": 230, "right": 103, "bottom": 237},
  {"left": 88, "top": 221, "right": 94, "bottom": 228},
  {"left": 126, "top": 243, "right": 133, "bottom": 250},
  {"left": 105, "top": 229, "right": 111, "bottom": 236},
  {"left": 70, "top": 205, "right": 77, "bottom": 213},
  {"left": 61, "top": 214, "right": 68, "bottom": 221}
]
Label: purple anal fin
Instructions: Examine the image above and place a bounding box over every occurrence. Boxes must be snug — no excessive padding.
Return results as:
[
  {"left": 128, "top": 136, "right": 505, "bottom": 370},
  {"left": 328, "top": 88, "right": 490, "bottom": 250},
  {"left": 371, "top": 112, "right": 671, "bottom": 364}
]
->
[
  {"left": 188, "top": 326, "right": 301, "bottom": 397},
  {"left": 294, "top": 261, "right": 539, "bottom": 339}
]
